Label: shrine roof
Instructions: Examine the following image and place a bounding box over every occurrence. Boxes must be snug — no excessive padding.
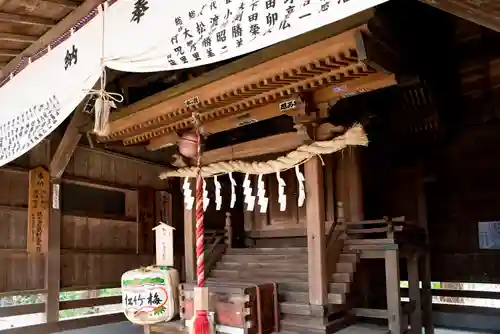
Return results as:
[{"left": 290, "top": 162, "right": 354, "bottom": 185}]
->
[{"left": 95, "top": 10, "right": 398, "bottom": 150}]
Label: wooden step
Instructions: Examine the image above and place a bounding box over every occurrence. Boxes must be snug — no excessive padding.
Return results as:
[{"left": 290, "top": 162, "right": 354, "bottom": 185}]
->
[
  {"left": 280, "top": 302, "right": 314, "bottom": 316},
  {"left": 328, "top": 282, "right": 350, "bottom": 294},
  {"left": 339, "top": 253, "right": 358, "bottom": 263},
  {"left": 335, "top": 262, "right": 355, "bottom": 273},
  {"left": 282, "top": 291, "right": 345, "bottom": 304},
  {"left": 280, "top": 314, "right": 352, "bottom": 334},
  {"left": 210, "top": 269, "right": 309, "bottom": 281},
  {"left": 216, "top": 262, "right": 308, "bottom": 272},
  {"left": 222, "top": 254, "right": 308, "bottom": 263},
  {"left": 332, "top": 272, "right": 352, "bottom": 283},
  {"left": 226, "top": 247, "right": 307, "bottom": 255}
]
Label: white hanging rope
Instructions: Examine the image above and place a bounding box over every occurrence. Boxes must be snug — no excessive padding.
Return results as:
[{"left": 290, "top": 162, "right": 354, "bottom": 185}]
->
[
  {"left": 160, "top": 124, "right": 368, "bottom": 179},
  {"left": 85, "top": 3, "right": 123, "bottom": 136}
]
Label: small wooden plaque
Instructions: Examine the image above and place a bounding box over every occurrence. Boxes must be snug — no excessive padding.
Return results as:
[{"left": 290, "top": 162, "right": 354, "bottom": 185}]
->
[{"left": 27, "top": 167, "right": 50, "bottom": 255}]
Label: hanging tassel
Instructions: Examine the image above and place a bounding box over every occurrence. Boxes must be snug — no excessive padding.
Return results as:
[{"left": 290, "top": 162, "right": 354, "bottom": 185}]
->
[{"left": 93, "top": 97, "right": 116, "bottom": 136}]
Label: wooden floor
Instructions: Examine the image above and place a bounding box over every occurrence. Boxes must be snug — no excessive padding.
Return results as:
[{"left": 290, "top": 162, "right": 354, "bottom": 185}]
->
[{"left": 336, "top": 323, "right": 489, "bottom": 334}]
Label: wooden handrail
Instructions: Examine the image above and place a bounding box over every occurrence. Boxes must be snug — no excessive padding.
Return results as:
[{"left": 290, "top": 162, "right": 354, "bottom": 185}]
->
[{"left": 203, "top": 212, "right": 232, "bottom": 277}]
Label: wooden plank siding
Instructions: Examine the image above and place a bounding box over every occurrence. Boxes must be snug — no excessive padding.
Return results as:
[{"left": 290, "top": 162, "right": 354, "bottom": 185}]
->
[{"left": 0, "top": 141, "right": 173, "bottom": 294}]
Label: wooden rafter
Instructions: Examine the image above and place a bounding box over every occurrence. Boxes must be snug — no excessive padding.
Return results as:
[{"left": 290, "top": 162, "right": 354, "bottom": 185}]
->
[
  {"left": 0, "top": 0, "right": 105, "bottom": 77},
  {"left": 0, "top": 49, "right": 20, "bottom": 57},
  {"left": 41, "top": 0, "right": 81, "bottom": 9},
  {"left": 0, "top": 12, "right": 56, "bottom": 27},
  {"left": 0, "top": 32, "right": 38, "bottom": 43}
]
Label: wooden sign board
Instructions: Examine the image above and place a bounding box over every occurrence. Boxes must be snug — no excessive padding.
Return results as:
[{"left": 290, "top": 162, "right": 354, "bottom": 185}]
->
[
  {"left": 279, "top": 99, "right": 297, "bottom": 112},
  {"left": 27, "top": 167, "right": 50, "bottom": 255},
  {"left": 155, "top": 191, "right": 173, "bottom": 226},
  {"left": 153, "top": 223, "right": 175, "bottom": 267},
  {"left": 184, "top": 96, "right": 200, "bottom": 107}
]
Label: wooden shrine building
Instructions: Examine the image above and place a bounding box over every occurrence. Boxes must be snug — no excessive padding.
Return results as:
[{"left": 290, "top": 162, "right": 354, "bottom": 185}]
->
[{"left": 2, "top": 0, "right": 500, "bottom": 333}]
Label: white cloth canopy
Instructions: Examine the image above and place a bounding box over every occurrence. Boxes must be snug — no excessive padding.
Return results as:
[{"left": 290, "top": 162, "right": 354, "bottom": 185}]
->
[{"left": 0, "top": 0, "right": 389, "bottom": 167}]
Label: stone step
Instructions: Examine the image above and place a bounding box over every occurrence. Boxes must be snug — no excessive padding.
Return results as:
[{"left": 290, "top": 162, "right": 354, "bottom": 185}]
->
[{"left": 226, "top": 247, "right": 307, "bottom": 255}]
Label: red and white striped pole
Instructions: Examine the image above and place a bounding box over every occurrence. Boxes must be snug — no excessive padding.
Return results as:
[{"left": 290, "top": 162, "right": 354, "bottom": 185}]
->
[{"left": 192, "top": 114, "right": 210, "bottom": 334}]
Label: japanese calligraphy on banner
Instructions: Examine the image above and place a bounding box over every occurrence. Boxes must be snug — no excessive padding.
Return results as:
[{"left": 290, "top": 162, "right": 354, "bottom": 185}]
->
[
  {"left": 0, "top": 0, "right": 389, "bottom": 167},
  {"left": 27, "top": 167, "right": 50, "bottom": 255}
]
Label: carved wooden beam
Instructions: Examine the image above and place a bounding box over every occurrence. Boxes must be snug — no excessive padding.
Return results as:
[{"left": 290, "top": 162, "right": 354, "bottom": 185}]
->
[
  {"left": 200, "top": 132, "right": 309, "bottom": 165},
  {"left": 199, "top": 123, "right": 342, "bottom": 165}
]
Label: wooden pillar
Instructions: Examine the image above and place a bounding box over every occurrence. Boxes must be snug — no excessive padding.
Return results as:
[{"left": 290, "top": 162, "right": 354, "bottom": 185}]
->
[
  {"left": 385, "top": 249, "right": 402, "bottom": 334},
  {"left": 184, "top": 179, "right": 196, "bottom": 282},
  {"left": 336, "top": 147, "right": 363, "bottom": 222},
  {"left": 137, "top": 188, "right": 156, "bottom": 254},
  {"left": 46, "top": 178, "right": 61, "bottom": 322},
  {"left": 421, "top": 251, "right": 434, "bottom": 334},
  {"left": 305, "top": 156, "right": 328, "bottom": 305},
  {"left": 415, "top": 164, "right": 434, "bottom": 334},
  {"left": 408, "top": 252, "right": 422, "bottom": 334}
]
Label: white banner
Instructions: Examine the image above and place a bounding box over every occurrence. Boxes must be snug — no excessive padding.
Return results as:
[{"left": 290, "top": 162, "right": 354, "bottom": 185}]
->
[{"left": 0, "top": 0, "right": 389, "bottom": 166}]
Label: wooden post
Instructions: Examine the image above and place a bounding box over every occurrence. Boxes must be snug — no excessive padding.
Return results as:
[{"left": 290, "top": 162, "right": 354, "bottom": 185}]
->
[
  {"left": 408, "top": 252, "right": 422, "bottom": 334},
  {"left": 137, "top": 188, "right": 156, "bottom": 254},
  {"left": 415, "top": 163, "right": 434, "bottom": 334},
  {"left": 421, "top": 251, "right": 434, "bottom": 334},
  {"left": 385, "top": 249, "right": 402, "bottom": 334},
  {"left": 225, "top": 212, "right": 233, "bottom": 248},
  {"left": 45, "top": 178, "right": 61, "bottom": 322},
  {"left": 305, "top": 156, "right": 328, "bottom": 305},
  {"left": 184, "top": 179, "right": 196, "bottom": 282},
  {"left": 336, "top": 147, "right": 364, "bottom": 223}
]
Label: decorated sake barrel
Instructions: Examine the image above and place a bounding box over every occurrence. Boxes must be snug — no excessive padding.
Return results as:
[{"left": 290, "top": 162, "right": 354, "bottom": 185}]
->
[{"left": 122, "top": 266, "right": 179, "bottom": 324}]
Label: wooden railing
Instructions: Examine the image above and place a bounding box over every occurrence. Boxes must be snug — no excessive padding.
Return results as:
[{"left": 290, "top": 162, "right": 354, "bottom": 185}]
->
[
  {"left": 346, "top": 216, "right": 426, "bottom": 245},
  {"left": 204, "top": 212, "right": 233, "bottom": 277}
]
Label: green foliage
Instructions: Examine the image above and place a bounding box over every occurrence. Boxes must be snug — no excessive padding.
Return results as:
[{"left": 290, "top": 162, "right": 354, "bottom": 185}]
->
[
  {"left": 0, "top": 288, "right": 122, "bottom": 321},
  {"left": 0, "top": 294, "right": 44, "bottom": 307},
  {"left": 122, "top": 277, "right": 164, "bottom": 286}
]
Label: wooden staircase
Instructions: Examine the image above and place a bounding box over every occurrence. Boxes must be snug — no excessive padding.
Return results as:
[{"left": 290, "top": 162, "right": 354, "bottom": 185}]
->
[{"left": 207, "top": 246, "right": 360, "bottom": 333}]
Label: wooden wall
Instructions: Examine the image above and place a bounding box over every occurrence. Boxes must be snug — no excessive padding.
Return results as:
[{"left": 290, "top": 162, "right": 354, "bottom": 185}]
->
[
  {"left": 243, "top": 155, "right": 336, "bottom": 246},
  {"left": 0, "top": 142, "right": 175, "bottom": 294}
]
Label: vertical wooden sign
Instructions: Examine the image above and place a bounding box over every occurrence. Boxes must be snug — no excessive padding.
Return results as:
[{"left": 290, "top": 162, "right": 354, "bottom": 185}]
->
[
  {"left": 155, "top": 191, "right": 173, "bottom": 226},
  {"left": 152, "top": 223, "right": 175, "bottom": 266},
  {"left": 137, "top": 187, "right": 156, "bottom": 254},
  {"left": 27, "top": 167, "right": 50, "bottom": 254}
]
